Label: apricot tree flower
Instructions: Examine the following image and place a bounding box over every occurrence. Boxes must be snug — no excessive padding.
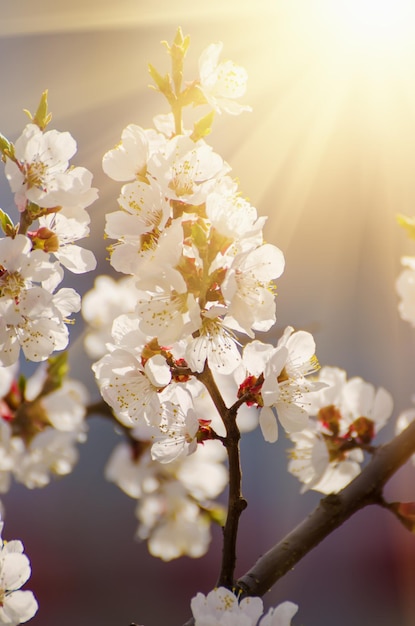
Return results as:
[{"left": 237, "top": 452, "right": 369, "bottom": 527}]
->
[
  {"left": 198, "top": 42, "right": 252, "bottom": 115},
  {"left": 34, "top": 211, "right": 96, "bottom": 274},
  {"left": 0, "top": 520, "right": 38, "bottom": 625},
  {"left": 5, "top": 123, "right": 97, "bottom": 212},
  {"left": 102, "top": 124, "right": 165, "bottom": 182},
  {"left": 150, "top": 391, "right": 199, "bottom": 464},
  {"left": 288, "top": 366, "right": 394, "bottom": 494},
  {"left": 190, "top": 586, "right": 298, "bottom": 626},
  {"left": 105, "top": 438, "right": 227, "bottom": 560},
  {"left": 148, "top": 135, "right": 229, "bottom": 204},
  {"left": 222, "top": 243, "right": 285, "bottom": 337},
  {"left": 0, "top": 235, "right": 80, "bottom": 366},
  {"left": 92, "top": 348, "right": 171, "bottom": 427},
  {"left": 239, "top": 327, "right": 321, "bottom": 442}
]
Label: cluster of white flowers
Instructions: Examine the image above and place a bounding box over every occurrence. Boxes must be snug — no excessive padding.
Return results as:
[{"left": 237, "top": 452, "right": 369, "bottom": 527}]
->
[
  {"left": 287, "top": 366, "right": 393, "bottom": 494},
  {"left": 3, "top": 27, "right": 415, "bottom": 626},
  {"left": 106, "top": 438, "right": 227, "bottom": 560},
  {"left": 0, "top": 100, "right": 97, "bottom": 367},
  {"left": 0, "top": 360, "right": 88, "bottom": 500},
  {"left": 0, "top": 99, "right": 94, "bottom": 528},
  {"left": 82, "top": 274, "right": 228, "bottom": 558},
  {"left": 190, "top": 587, "right": 298, "bottom": 626},
  {"left": 236, "top": 327, "right": 323, "bottom": 443},
  {"left": 81, "top": 39, "right": 324, "bottom": 564}
]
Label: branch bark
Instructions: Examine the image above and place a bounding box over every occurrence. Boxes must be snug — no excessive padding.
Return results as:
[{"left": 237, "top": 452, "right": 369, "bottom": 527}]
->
[
  {"left": 236, "top": 418, "right": 415, "bottom": 598},
  {"left": 196, "top": 363, "right": 247, "bottom": 588}
]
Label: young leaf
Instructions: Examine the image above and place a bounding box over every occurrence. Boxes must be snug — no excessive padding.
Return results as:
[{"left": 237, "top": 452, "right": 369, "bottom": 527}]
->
[
  {"left": 191, "top": 111, "right": 215, "bottom": 142},
  {"left": 0, "top": 209, "right": 15, "bottom": 235},
  {"left": 397, "top": 213, "right": 415, "bottom": 240},
  {"left": 24, "top": 90, "right": 52, "bottom": 130}
]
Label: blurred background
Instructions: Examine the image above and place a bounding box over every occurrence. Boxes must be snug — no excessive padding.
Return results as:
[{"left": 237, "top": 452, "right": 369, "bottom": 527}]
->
[{"left": 2, "top": 1, "right": 415, "bottom": 624}]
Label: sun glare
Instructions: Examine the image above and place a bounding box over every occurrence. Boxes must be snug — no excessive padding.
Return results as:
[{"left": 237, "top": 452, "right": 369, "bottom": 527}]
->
[{"left": 324, "top": 0, "right": 415, "bottom": 47}]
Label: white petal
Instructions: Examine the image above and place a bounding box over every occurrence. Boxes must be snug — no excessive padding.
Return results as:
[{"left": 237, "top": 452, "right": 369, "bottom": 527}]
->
[
  {"left": 259, "top": 406, "right": 278, "bottom": 442},
  {"left": 0, "top": 553, "right": 31, "bottom": 590},
  {"left": 56, "top": 245, "right": 96, "bottom": 274}
]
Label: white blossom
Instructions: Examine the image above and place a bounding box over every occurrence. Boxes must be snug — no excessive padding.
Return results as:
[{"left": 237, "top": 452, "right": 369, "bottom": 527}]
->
[
  {"left": 288, "top": 366, "right": 394, "bottom": 494},
  {"left": 148, "top": 135, "right": 230, "bottom": 205},
  {"left": 36, "top": 212, "right": 96, "bottom": 274},
  {"left": 259, "top": 601, "right": 299, "bottom": 626},
  {"left": 198, "top": 42, "right": 252, "bottom": 115},
  {"left": 102, "top": 124, "right": 165, "bottom": 182},
  {"left": 222, "top": 243, "right": 285, "bottom": 337},
  {"left": 92, "top": 348, "right": 168, "bottom": 427},
  {"left": 190, "top": 587, "right": 298, "bottom": 626},
  {"left": 150, "top": 390, "right": 199, "bottom": 464},
  {"left": 136, "top": 481, "right": 211, "bottom": 560},
  {"left": 105, "top": 437, "right": 227, "bottom": 560},
  {"left": 186, "top": 317, "right": 242, "bottom": 375},
  {"left": 5, "top": 123, "right": 97, "bottom": 211},
  {"left": 240, "top": 328, "right": 320, "bottom": 443},
  {"left": 12, "top": 427, "right": 85, "bottom": 489},
  {"left": 0, "top": 520, "right": 38, "bottom": 625},
  {"left": 205, "top": 180, "right": 266, "bottom": 246}
]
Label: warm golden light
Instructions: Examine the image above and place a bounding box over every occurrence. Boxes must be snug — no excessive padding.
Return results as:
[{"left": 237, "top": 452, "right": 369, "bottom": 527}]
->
[{"left": 326, "top": 0, "right": 414, "bottom": 42}]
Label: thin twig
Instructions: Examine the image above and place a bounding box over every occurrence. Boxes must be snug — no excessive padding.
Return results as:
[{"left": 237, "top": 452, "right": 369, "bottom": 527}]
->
[
  {"left": 196, "top": 362, "right": 247, "bottom": 588},
  {"left": 183, "top": 418, "right": 415, "bottom": 625},
  {"left": 236, "top": 418, "right": 415, "bottom": 598}
]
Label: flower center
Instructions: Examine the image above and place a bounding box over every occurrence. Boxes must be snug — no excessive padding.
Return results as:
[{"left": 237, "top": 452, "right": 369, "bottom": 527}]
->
[
  {"left": 23, "top": 160, "right": 48, "bottom": 191},
  {"left": 0, "top": 269, "right": 25, "bottom": 299}
]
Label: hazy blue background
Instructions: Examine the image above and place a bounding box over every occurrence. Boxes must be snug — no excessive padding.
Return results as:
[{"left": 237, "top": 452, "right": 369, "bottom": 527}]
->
[{"left": 2, "top": 2, "right": 415, "bottom": 625}]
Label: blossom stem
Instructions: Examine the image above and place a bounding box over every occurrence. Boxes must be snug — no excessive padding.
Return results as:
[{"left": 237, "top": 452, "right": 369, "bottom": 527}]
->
[
  {"left": 196, "top": 361, "right": 247, "bottom": 589},
  {"left": 172, "top": 103, "right": 183, "bottom": 136},
  {"left": 235, "top": 417, "right": 415, "bottom": 598},
  {"left": 18, "top": 208, "right": 32, "bottom": 236}
]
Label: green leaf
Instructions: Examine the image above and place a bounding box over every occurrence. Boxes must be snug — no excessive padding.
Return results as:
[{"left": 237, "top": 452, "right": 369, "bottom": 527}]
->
[
  {"left": 397, "top": 213, "right": 415, "bottom": 240},
  {"left": 173, "top": 26, "right": 190, "bottom": 53},
  {"left": 202, "top": 503, "right": 227, "bottom": 527},
  {"left": 0, "top": 132, "right": 14, "bottom": 159},
  {"left": 148, "top": 63, "right": 173, "bottom": 98},
  {"left": 40, "top": 352, "right": 69, "bottom": 397},
  {"left": 191, "top": 111, "right": 215, "bottom": 142},
  {"left": 24, "top": 90, "right": 52, "bottom": 130},
  {"left": 0, "top": 209, "right": 15, "bottom": 235}
]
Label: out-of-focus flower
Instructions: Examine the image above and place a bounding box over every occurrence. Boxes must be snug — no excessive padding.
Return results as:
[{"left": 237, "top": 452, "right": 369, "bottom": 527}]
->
[
  {"left": 198, "top": 42, "right": 252, "bottom": 115},
  {"left": 102, "top": 124, "right": 165, "bottom": 182},
  {"left": 190, "top": 586, "right": 298, "bottom": 626},
  {"left": 0, "top": 520, "right": 38, "bottom": 625},
  {"left": 105, "top": 439, "right": 227, "bottom": 560},
  {"left": 396, "top": 256, "right": 415, "bottom": 326},
  {"left": 288, "top": 366, "right": 393, "bottom": 494}
]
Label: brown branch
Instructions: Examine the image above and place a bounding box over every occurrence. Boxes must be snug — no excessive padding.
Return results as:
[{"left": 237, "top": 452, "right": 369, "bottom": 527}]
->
[
  {"left": 86, "top": 399, "right": 116, "bottom": 420},
  {"left": 196, "top": 362, "right": 247, "bottom": 589},
  {"left": 236, "top": 418, "right": 415, "bottom": 598},
  {"left": 183, "top": 419, "right": 415, "bottom": 625}
]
